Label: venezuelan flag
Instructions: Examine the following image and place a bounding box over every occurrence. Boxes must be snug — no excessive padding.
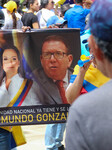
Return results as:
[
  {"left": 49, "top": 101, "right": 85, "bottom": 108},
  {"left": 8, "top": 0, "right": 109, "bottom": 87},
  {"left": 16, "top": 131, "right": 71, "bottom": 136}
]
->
[
  {"left": 9, "top": 79, "right": 32, "bottom": 148},
  {"left": 70, "top": 64, "right": 110, "bottom": 94},
  {"left": 1, "top": 79, "right": 31, "bottom": 148}
]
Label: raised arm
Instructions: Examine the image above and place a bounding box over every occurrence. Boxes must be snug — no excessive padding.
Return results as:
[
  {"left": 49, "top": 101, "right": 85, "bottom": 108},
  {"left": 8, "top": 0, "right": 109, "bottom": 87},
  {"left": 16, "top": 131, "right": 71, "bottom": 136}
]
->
[{"left": 66, "top": 61, "right": 91, "bottom": 104}]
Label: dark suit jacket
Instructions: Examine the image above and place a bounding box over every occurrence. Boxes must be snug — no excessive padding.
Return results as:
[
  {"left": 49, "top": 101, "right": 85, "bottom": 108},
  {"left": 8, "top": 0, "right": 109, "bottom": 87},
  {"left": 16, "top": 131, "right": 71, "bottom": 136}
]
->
[{"left": 32, "top": 68, "right": 73, "bottom": 105}]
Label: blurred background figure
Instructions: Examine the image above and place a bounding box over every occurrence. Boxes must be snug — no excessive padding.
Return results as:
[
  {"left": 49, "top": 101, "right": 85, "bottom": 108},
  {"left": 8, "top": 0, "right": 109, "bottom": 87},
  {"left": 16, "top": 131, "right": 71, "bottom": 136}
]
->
[
  {"left": 2, "top": 0, "right": 23, "bottom": 29},
  {"left": 0, "top": 9, "right": 5, "bottom": 28},
  {"left": 37, "top": 0, "right": 55, "bottom": 28},
  {"left": 0, "top": 0, "right": 7, "bottom": 7},
  {"left": 21, "top": 0, "right": 39, "bottom": 29},
  {"left": 47, "top": 15, "right": 67, "bottom": 28},
  {"left": 55, "top": 0, "right": 74, "bottom": 7},
  {"left": 83, "top": 0, "right": 93, "bottom": 9},
  {"left": 64, "top": 0, "right": 92, "bottom": 35},
  {"left": 0, "top": 10, "right": 5, "bottom": 54},
  {"left": 13, "top": 0, "right": 23, "bottom": 19},
  {"left": 60, "top": 3, "right": 71, "bottom": 17},
  {"left": 55, "top": 0, "right": 73, "bottom": 16},
  {"left": 80, "top": 14, "right": 91, "bottom": 56}
]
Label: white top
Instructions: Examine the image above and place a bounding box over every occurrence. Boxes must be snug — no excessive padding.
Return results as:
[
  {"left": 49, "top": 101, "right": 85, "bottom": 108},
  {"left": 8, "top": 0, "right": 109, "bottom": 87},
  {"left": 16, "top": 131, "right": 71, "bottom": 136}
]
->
[
  {"left": 2, "top": 9, "right": 23, "bottom": 29},
  {"left": 37, "top": 8, "right": 55, "bottom": 28},
  {"left": 0, "top": 74, "right": 41, "bottom": 107}
]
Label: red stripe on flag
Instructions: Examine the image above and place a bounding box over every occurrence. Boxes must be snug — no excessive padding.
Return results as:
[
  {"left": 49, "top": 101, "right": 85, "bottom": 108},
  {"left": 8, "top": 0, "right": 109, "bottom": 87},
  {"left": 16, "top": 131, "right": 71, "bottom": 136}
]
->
[
  {"left": 18, "top": 81, "right": 33, "bottom": 106},
  {"left": 80, "top": 87, "right": 88, "bottom": 95}
]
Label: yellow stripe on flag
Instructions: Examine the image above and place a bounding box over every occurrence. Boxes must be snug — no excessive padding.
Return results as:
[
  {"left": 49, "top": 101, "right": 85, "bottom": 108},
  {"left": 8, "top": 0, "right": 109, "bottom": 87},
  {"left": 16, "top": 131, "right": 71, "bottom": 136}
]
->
[
  {"left": 7, "top": 79, "right": 27, "bottom": 107},
  {"left": 73, "top": 64, "right": 110, "bottom": 87}
]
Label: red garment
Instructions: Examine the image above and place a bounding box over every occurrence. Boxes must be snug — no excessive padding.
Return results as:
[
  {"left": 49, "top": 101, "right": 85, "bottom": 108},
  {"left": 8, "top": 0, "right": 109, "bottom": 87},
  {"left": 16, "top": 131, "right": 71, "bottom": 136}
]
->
[
  {"left": 80, "top": 87, "right": 88, "bottom": 95},
  {"left": 56, "top": 80, "right": 68, "bottom": 104}
]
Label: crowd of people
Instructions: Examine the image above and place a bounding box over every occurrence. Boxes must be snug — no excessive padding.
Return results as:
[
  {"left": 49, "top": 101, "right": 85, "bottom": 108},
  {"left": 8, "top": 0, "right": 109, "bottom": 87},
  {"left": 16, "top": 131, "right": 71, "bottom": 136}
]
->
[
  {"left": 0, "top": 0, "right": 94, "bottom": 30},
  {"left": 0, "top": 0, "right": 112, "bottom": 150}
]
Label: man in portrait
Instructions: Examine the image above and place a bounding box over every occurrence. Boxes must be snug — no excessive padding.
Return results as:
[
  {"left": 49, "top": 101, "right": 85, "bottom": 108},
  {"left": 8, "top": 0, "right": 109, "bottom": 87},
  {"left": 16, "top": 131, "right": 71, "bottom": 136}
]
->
[{"left": 33, "top": 35, "right": 73, "bottom": 150}]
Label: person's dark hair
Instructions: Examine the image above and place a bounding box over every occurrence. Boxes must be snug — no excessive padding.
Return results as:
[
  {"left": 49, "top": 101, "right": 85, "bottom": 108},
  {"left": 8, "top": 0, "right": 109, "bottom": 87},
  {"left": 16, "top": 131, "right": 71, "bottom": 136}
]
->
[
  {"left": 13, "top": 0, "right": 20, "bottom": 7},
  {"left": 11, "top": 9, "right": 17, "bottom": 29},
  {"left": 75, "top": 0, "right": 83, "bottom": 3},
  {"left": 61, "top": 3, "right": 70, "bottom": 16},
  {"left": 0, "top": 10, "right": 5, "bottom": 28},
  {"left": 27, "top": 0, "right": 36, "bottom": 9},
  {"left": 0, "top": 45, "right": 25, "bottom": 85},
  {"left": 40, "top": 0, "right": 49, "bottom": 9},
  {"left": 41, "top": 35, "right": 71, "bottom": 54},
  {"left": 94, "top": 36, "right": 112, "bottom": 62}
]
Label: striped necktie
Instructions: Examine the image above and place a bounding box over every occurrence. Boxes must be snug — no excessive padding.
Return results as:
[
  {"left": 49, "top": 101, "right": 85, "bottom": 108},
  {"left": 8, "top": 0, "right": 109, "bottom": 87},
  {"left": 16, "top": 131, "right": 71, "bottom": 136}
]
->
[{"left": 56, "top": 80, "right": 68, "bottom": 104}]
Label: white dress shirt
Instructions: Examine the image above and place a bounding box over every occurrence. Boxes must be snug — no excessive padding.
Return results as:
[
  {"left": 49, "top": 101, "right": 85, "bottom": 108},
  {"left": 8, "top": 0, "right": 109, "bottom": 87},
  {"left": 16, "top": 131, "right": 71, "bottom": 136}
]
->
[{"left": 0, "top": 74, "right": 41, "bottom": 107}]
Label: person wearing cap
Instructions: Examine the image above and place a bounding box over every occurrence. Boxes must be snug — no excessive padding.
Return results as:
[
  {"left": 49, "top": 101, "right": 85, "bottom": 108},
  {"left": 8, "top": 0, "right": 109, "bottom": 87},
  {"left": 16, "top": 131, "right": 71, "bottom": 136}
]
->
[
  {"left": 65, "top": 0, "right": 112, "bottom": 149},
  {"left": 2, "top": 0, "right": 23, "bottom": 29},
  {"left": 46, "top": 15, "right": 67, "bottom": 28},
  {"left": 36, "top": 0, "right": 55, "bottom": 28}
]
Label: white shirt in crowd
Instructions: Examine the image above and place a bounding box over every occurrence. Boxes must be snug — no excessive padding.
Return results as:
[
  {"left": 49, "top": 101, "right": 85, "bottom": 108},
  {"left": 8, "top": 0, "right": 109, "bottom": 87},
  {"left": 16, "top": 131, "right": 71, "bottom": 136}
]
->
[
  {"left": 37, "top": 8, "right": 55, "bottom": 28},
  {"left": 2, "top": 9, "right": 23, "bottom": 29}
]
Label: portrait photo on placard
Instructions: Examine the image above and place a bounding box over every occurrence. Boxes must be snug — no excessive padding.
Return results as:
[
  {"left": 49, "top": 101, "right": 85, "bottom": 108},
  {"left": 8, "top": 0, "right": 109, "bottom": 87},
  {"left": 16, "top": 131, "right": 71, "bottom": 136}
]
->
[
  {"left": 0, "top": 29, "right": 81, "bottom": 107},
  {"left": 0, "top": 29, "right": 81, "bottom": 126}
]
